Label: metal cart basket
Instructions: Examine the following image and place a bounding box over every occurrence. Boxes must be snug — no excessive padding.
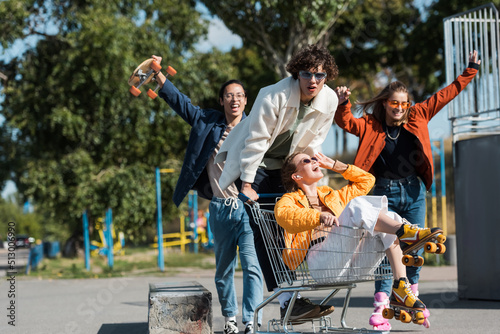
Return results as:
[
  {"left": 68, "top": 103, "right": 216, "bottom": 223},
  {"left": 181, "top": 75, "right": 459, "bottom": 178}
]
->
[{"left": 247, "top": 201, "right": 393, "bottom": 334}]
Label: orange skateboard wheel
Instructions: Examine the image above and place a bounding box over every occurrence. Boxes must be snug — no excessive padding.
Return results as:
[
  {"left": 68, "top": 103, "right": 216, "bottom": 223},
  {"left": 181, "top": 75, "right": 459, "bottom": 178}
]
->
[
  {"left": 437, "top": 234, "right": 446, "bottom": 243},
  {"left": 130, "top": 86, "right": 141, "bottom": 96},
  {"left": 151, "top": 60, "right": 162, "bottom": 72},
  {"left": 166, "top": 66, "right": 177, "bottom": 76},
  {"left": 147, "top": 89, "right": 158, "bottom": 99}
]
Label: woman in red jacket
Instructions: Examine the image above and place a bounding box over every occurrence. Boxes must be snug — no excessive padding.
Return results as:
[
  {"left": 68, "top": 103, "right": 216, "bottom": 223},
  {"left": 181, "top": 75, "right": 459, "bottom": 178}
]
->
[{"left": 334, "top": 50, "right": 480, "bottom": 330}]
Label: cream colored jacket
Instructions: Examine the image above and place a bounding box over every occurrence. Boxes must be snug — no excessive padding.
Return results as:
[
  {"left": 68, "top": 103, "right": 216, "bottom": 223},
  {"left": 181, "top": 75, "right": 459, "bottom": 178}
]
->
[{"left": 215, "top": 76, "right": 338, "bottom": 190}]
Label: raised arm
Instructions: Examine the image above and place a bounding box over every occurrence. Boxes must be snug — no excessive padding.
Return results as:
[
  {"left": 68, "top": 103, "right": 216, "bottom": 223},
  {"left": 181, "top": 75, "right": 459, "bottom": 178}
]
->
[
  {"left": 333, "top": 87, "right": 366, "bottom": 136},
  {"left": 412, "top": 50, "right": 481, "bottom": 121}
]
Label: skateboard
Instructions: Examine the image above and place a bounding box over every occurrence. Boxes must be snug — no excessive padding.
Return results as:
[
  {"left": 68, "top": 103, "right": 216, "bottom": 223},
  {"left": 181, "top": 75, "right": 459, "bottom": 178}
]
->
[
  {"left": 382, "top": 303, "right": 425, "bottom": 325},
  {"left": 128, "top": 58, "right": 177, "bottom": 99},
  {"left": 401, "top": 229, "right": 446, "bottom": 267}
]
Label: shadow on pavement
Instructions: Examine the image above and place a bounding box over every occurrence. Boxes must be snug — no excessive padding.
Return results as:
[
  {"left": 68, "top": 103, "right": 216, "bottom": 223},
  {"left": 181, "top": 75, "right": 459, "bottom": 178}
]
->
[
  {"left": 307, "top": 292, "right": 500, "bottom": 311},
  {"left": 97, "top": 322, "right": 148, "bottom": 334}
]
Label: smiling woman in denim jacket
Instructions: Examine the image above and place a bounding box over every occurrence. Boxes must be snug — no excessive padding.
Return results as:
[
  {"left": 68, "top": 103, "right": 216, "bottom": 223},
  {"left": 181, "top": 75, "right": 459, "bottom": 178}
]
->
[{"left": 152, "top": 55, "right": 262, "bottom": 334}]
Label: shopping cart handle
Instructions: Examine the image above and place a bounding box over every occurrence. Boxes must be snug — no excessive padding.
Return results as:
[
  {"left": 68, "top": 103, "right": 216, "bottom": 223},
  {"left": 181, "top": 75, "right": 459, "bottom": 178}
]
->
[
  {"left": 238, "top": 192, "right": 254, "bottom": 204},
  {"left": 238, "top": 192, "right": 283, "bottom": 204}
]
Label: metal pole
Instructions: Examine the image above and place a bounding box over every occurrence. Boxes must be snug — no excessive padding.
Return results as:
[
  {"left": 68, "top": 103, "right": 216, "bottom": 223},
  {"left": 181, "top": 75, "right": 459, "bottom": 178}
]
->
[
  {"left": 440, "top": 138, "right": 447, "bottom": 236},
  {"left": 106, "top": 208, "right": 114, "bottom": 269},
  {"left": 193, "top": 190, "right": 199, "bottom": 254},
  {"left": 83, "top": 210, "right": 91, "bottom": 271},
  {"left": 156, "top": 167, "right": 164, "bottom": 271}
]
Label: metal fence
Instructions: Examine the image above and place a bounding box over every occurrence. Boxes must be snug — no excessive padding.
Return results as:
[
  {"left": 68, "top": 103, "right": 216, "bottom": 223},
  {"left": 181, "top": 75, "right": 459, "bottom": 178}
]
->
[{"left": 444, "top": 3, "right": 500, "bottom": 142}]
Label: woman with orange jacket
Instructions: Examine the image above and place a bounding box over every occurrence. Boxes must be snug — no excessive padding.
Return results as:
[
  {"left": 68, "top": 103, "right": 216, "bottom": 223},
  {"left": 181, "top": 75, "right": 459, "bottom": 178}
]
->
[
  {"left": 274, "top": 152, "right": 441, "bottom": 326},
  {"left": 334, "top": 50, "right": 480, "bottom": 330}
]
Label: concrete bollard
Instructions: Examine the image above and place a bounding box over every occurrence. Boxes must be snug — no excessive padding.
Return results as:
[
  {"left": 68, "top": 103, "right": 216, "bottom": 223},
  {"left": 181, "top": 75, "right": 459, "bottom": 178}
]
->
[
  {"left": 148, "top": 281, "right": 212, "bottom": 334},
  {"left": 443, "top": 234, "right": 457, "bottom": 266}
]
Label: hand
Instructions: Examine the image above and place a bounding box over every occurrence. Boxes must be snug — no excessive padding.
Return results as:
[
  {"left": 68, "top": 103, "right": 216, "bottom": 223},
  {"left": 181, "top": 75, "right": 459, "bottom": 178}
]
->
[
  {"left": 335, "top": 86, "right": 351, "bottom": 104},
  {"left": 314, "top": 152, "right": 335, "bottom": 170},
  {"left": 469, "top": 50, "right": 481, "bottom": 65},
  {"left": 320, "top": 213, "right": 339, "bottom": 227},
  {"left": 241, "top": 182, "right": 259, "bottom": 201},
  {"left": 152, "top": 55, "right": 162, "bottom": 65},
  {"left": 151, "top": 55, "right": 166, "bottom": 87}
]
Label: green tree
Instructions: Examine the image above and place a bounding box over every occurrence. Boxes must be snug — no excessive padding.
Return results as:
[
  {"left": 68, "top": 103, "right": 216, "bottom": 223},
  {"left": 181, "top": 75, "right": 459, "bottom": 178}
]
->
[
  {"left": 0, "top": 0, "right": 237, "bottom": 250},
  {"left": 201, "top": 0, "right": 354, "bottom": 78}
]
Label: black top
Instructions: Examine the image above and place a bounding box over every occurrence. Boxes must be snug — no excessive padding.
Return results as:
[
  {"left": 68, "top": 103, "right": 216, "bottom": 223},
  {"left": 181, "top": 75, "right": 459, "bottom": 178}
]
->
[{"left": 372, "top": 124, "right": 423, "bottom": 179}]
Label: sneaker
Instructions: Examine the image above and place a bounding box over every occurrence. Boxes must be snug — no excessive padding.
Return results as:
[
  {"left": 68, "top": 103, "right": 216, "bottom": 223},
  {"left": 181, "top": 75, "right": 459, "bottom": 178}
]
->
[
  {"left": 396, "top": 221, "right": 444, "bottom": 254},
  {"left": 280, "top": 297, "right": 320, "bottom": 321},
  {"left": 224, "top": 320, "right": 239, "bottom": 334},
  {"left": 301, "top": 297, "right": 334, "bottom": 317},
  {"left": 411, "top": 284, "right": 431, "bottom": 328},
  {"left": 369, "top": 292, "right": 391, "bottom": 330},
  {"left": 391, "top": 278, "right": 425, "bottom": 310},
  {"left": 244, "top": 323, "right": 254, "bottom": 334}
]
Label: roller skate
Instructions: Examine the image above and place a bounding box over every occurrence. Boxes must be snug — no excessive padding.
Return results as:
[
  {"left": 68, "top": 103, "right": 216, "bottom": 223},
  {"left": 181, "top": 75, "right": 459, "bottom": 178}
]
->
[
  {"left": 382, "top": 278, "right": 426, "bottom": 325},
  {"left": 411, "top": 284, "right": 430, "bottom": 328},
  {"left": 396, "top": 220, "right": 446, "bottom": 266},
  {"left": 369, "top": 292, "right": 392, "bottom": 331}
]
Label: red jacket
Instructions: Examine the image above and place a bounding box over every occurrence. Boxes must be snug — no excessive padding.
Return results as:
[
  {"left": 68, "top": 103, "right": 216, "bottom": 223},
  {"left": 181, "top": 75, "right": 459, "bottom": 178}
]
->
[{"left": 334, "top": 67, "right": 478, "bottom": 190}]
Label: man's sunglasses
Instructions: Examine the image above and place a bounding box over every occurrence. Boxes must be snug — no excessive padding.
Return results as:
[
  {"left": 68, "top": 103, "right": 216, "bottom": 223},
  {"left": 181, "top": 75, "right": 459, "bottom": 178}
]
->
[{"left": 299, "top": 71, "right": 327, "bottom": 81}]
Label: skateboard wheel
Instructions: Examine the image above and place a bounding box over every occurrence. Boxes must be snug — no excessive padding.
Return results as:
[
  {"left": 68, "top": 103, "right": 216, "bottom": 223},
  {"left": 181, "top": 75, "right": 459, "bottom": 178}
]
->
[
  {"left": 414, "top": 256, "right": 424, "bottom": 267},
  {"left": 151, "top": 60, "right": 162, "bottom": 72},
  {"left": 147, "top": 89, "right": 158, "bottom": 99},
  {"left": 435, "top": 243, "right": 446, "bottom": 254},
  {"left": 402, "top": 254, "right": 415, "bottom": 266},
  {"left": 425, "top": 242, "right": 437, "bottom": 253},
  {"left": 382, "top": 308, "right": 394, "bottom": 319},
  {"left": 437, "top": 234, "right": 446, "bottom": 243},
  {"left": 413, "top": 311, "right": 425, "bottom": 325},
  {"left": 130, "top": 86, "right": 141, "bottom": 96},
  {"left": 166, "top": 66, "right": 177, "bottom": 76},
  {"left": 400, "top": 310, "right": 411, "bottom": 323}
]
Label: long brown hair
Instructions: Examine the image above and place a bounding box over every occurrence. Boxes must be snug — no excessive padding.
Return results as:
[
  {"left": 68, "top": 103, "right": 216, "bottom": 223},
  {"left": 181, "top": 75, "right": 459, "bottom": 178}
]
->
[
  {"left": 281, "top": 152, "right": 302, "bottom": 192},
  {"left": 357, "top": 81, "right": 411, "bottom": 126}
]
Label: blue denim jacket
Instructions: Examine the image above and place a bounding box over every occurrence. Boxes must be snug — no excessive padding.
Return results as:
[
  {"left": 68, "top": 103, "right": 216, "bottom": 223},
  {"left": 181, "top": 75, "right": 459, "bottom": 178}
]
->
[{"left": 158, "top": 79, "right": 246, "bottom": 207}]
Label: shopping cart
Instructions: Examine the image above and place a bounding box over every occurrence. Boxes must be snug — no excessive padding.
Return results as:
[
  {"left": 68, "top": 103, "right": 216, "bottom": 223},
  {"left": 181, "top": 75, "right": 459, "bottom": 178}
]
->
[{"left": 245, "top": 200, "right": 393, "bottom": 334}]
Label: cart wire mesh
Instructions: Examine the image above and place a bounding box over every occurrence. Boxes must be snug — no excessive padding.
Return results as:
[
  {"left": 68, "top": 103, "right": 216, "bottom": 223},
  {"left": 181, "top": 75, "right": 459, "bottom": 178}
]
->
[{"left": 246, "top": 200, "right": 393, "bottom": 333}]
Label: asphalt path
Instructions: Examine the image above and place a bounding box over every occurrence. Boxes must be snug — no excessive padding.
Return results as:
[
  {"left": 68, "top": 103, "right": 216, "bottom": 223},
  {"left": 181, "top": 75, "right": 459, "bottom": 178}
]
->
[{"left": 0, "top": 249, "right": 499, "bottom": 334}]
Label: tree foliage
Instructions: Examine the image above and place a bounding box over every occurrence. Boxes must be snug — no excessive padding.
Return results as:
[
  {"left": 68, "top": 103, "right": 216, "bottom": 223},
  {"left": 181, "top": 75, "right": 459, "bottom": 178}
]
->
[
  {"left": 0, "top": 0, "right": 239, "bottom": 246},
  {"left": 201, "top": 0, "right": 354, "bottom": 78}
]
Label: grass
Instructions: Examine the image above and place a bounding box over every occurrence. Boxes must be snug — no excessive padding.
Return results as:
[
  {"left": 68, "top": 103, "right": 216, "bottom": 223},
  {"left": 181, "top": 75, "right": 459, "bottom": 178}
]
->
[{"left": 22, "top": 246, "right": 216, "bottom": 280}]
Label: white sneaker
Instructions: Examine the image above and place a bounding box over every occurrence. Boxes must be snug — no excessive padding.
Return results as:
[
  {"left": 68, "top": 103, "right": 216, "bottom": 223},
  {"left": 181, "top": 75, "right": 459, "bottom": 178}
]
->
[
  {"left": 224, "top": 320, "right": 239, "bottom": 334},
  {"left": 244, "top": 323, "right": 253, "bottom": 334}
]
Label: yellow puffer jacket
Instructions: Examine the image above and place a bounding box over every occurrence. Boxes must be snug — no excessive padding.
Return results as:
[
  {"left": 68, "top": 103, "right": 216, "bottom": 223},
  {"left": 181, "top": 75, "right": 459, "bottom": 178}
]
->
[{"left": 274, "top": 165, "right": 375, "bottom": 270}]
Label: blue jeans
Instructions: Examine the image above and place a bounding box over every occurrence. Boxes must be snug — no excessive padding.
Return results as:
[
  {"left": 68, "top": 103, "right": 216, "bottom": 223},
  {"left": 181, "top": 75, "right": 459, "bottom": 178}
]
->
[
  {"left": 373, "top": 175, "right": 427, "bottom": 296},
  {"left": 209, "top": 197, "right": 263, "bottom": 324}
]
